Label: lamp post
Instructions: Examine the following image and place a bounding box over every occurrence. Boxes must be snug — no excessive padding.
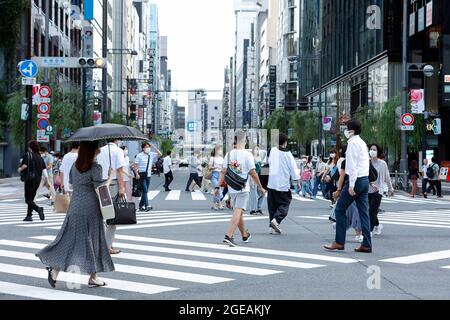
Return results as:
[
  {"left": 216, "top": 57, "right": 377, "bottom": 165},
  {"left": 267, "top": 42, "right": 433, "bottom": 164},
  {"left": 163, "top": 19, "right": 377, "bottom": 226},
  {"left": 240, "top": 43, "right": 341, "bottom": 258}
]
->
[{"left": 400, "top": 0, "right": 409, "bottom": 175}]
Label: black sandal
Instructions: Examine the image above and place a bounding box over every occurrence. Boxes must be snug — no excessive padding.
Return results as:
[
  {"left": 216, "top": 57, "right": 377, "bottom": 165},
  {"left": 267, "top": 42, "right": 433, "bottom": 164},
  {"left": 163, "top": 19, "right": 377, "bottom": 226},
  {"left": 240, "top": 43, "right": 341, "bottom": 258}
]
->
[{"left": 46, "top": 267, "right": 56, "bottom": 288}]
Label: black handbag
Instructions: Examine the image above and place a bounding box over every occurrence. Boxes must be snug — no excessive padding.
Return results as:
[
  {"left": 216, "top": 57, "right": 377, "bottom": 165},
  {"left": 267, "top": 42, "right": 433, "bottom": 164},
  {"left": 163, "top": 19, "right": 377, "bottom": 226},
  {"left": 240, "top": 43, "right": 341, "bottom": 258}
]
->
[
  {"left": 106, "top": 195, "right": 137, "bottom": 225},
  {"left": 21, "top": 152, "right": 36, "bottom": 182},
  {"left": 224, "top": 151, "right": 248, "bottom": 191},
  {"left": 132, "top": 177, "right": 142, "bottom": 197}
]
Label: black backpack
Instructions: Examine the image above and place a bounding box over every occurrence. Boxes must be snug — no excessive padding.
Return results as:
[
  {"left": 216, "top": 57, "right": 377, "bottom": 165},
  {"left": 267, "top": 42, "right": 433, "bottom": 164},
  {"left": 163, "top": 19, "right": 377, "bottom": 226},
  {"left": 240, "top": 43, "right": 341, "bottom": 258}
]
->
[
  {"left": 427, "top": 164, "right": 436, "bottom": 179},
  {"left": 369, "top": 161, "right": 378, "bottom": 183},
  {"left": 20, "top": 152, "right": 36, "bottom": 182}
]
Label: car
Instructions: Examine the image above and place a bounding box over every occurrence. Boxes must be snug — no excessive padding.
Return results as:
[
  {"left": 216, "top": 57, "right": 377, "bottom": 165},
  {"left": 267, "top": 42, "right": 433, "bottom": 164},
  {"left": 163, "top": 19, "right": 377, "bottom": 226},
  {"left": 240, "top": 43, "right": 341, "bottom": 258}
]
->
[{"left": 179, "top": 158, "right": 189, "bottom": 168}]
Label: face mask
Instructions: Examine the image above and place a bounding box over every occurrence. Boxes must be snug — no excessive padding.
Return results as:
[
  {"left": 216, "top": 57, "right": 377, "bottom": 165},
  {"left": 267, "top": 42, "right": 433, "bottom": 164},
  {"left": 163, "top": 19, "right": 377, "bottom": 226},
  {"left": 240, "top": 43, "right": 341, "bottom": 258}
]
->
[
  {"left": 369, "top": 150, "right": 378, "bottom": 158},
  {"left": 144, "top": 148, "right": 150, "bottom": 154},
  {"left": 329, "top": 153, "right": 336, "bottom": 159},
  {"left": 302, "top": 159, "right": 307, "bottom": 163},
  {"left": 344, "top": 130, "right": 354, "bottom": 139},
  {"left": 124, "top": 150, "right": 128, "bottom": 156}
]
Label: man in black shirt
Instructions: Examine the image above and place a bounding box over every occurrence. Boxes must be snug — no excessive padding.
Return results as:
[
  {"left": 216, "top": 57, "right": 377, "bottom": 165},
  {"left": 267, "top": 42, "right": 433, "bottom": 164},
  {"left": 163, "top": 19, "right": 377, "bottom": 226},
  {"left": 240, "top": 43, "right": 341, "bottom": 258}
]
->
[{"left": 18, "top": 140, "right": 48, "bottom": 221}]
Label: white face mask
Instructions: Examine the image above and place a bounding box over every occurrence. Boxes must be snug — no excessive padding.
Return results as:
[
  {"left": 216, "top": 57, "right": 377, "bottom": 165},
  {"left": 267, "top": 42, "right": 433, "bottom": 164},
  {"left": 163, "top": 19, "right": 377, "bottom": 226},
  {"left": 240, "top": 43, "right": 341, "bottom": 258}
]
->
[
  {"left": 124, "top": 150, "right": 129, "bottom": 156},
  {"left": 144, "top": 148, "right": 150, "bottom": 154},
  {"left": 344, "top": 130, "right": 354, "bottom": 139},
  {"left": 329, "top": 153, "right": 336, "bottom": 159},
  {"left": 369, "top": 150, "right": 378, "bottom": 159}
]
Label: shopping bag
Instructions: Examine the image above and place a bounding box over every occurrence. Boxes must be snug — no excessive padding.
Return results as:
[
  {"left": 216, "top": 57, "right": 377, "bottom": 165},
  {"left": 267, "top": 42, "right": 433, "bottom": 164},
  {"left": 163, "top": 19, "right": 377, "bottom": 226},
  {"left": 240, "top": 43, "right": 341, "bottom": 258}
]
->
[
  {"left": 54, "top": 193, "right": 70, "bottom": 213},
  {"left": 96, "top": 184, "right": 116, "bottom": 220},
  {"left": 106, "top": 195, "right": 137, "bottom": 225}
]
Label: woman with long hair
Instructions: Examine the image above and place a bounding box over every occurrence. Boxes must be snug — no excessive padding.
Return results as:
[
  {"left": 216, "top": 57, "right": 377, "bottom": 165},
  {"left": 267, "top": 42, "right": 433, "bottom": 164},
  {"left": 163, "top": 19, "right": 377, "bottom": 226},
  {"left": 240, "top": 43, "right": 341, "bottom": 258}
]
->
[
  {"left": 409, "top": 160, "right": 419, "bottom": 197},
  {"left": 36, "top": 141, "right": 115, "bottom": 288},
  {"left": 210, "top": 145, "right": 225, "bottom": 210},
  {"left": 322, "top": 148, "right": 340, "bottom": 207}
]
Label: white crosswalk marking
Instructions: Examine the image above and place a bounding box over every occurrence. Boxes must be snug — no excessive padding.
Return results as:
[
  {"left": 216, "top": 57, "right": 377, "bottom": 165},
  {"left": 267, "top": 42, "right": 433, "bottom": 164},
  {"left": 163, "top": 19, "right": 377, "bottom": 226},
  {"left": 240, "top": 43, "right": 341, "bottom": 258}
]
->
[
  {"left": 148, "top": 191, "right": 160, "bottom": 200},
  {"left": 192, "top": 190, "right": 207, "bottom": 201},
  {"left": 166, "top": 190, "right": 181, "bottom": 200},
  {"left": 298, "top": 209, "right": 450, "bottom": 229},
  {"left": 0, "top": 281, "right": 115, "bottom": 300},
  {"left": 381, "top": 250, "right": 450, "bottom": 264}
]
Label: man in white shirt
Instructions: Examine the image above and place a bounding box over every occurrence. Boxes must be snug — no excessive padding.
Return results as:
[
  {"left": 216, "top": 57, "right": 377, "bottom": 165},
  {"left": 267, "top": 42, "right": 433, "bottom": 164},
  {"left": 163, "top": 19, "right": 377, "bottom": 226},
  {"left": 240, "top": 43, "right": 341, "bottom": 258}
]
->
[
  {"left": 267, "top": 133, "right": 300, "bottom": 234},
  {"left": 219, "top": 130, "right": 266, "bottom": 247},
  {"left": 133, "top": 142, "right": 162, "bottom": 211},
  {"left": 96, "top": 139, "right": 127, "bottom": 255},
  {"left": 163, "top": 150, "right": 173, "bottom": 191},
  {"left": 324, "top": 119, "right": 372, "bottom": 253},
  {"left": 60, "top": 142, "right": 79, "bottom": 195}
]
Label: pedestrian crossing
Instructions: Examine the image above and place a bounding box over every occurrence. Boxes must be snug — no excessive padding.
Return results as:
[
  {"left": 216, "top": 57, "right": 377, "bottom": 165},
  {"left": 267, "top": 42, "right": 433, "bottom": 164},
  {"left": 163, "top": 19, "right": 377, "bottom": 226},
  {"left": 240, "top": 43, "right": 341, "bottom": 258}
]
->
[
  {"left": 380, "top": 249, "right": 450, "bottom": 272},
  {"left": 293, "top": 193, "right": 450, "bottom": 205},
  {"left": 297, "top": 209, "right": 450, "bottom": 230},
  {"left": 0, "top": 234, "right": 361, "bottom": 300}
]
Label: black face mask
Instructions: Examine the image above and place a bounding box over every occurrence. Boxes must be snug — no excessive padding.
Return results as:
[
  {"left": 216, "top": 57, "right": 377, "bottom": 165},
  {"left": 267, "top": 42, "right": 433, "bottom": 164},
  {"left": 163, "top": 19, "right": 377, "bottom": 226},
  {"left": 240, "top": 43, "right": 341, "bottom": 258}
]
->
[{"left": 279, "top": 146, "right": 289, "bottom": 152}]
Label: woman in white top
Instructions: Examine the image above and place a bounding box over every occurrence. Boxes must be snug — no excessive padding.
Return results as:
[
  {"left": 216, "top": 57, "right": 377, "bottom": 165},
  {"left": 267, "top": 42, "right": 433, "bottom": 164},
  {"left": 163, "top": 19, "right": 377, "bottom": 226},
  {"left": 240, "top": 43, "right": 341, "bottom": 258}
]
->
[
  {"left": 322, "top": 149, "right": 340, "bottom": 206},
  {"left": 210, "top": 146, "right": 224, "bottom": 210},
  {"left": 120, "top": 146, "right": 132, "bottom": 201}
]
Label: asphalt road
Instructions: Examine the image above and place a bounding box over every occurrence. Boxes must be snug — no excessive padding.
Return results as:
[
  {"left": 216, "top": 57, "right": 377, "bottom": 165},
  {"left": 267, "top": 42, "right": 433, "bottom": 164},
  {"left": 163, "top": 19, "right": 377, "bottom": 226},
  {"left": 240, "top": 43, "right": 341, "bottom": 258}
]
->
[{"left": 0, "top": 169, "right": 450, "bottom": 300}]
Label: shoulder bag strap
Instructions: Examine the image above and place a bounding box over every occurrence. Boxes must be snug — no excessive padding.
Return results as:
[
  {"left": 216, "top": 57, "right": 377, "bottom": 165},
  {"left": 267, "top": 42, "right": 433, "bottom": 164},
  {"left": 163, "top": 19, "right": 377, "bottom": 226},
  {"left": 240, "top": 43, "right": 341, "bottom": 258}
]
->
[
  {"left": 108, "top": 144, "right": 112, "bottom": 170},
  {"left": 145, "top": 154, "right": 151, "bottom": 174}
]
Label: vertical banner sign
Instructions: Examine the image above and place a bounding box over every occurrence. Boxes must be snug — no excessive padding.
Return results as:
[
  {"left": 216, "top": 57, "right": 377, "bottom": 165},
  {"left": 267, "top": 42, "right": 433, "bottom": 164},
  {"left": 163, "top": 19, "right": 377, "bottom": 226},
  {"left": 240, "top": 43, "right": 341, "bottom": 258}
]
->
[
  {"left": 82, "top": 26, "right": 94, "bottom": 57},
  {"left": 426, "top": 1, "right": 433, "bottom": 27},
  {"left": 84, "top": 0, "right": 94, "bottom": 21},
  {"left": 269, "top": 66, "right": 277, "bottom": 112},
  {"left": 410, "top": 89, "right": 425, "bottom": 113},
  {"left": 443, "top": 35, "right": 450, "bottom": 107},
  {"left": 323, "top": 117, "right": 332, "bottom": 131},
  {"left": 418, "top": 6, "right": 425, "bottom": 32},
  {"left": 409, "top": 12, "right": 416, "bottom": 36}
]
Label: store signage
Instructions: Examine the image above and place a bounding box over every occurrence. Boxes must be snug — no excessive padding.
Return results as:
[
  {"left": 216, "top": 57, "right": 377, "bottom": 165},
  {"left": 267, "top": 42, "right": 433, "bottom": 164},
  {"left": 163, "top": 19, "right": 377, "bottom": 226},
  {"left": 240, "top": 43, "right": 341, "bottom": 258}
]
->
[{"left": 410, "top": 89, "right": 425, "bottom": 113}]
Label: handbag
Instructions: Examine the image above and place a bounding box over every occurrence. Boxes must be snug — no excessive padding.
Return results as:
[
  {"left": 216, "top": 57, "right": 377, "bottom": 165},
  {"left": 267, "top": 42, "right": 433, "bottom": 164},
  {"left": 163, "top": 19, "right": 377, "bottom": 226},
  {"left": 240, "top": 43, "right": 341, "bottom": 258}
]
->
[
  {"left": 106, "top": 194, "right": 137, "bottom": 225},
  {"left": 54, "top": 193, "right": 70, "bottom": 213},
  {"left": 20, "top": 153, "right": 36, "bottom": 182},
  {"left": 132, "top": 177, "right": 142, "bottom": 197},
  {"left": 96, "top": 184, "right": 116, "bottom": 220},
  {"left": 224, "top": 151, "right": 248, "bottom": 191}
]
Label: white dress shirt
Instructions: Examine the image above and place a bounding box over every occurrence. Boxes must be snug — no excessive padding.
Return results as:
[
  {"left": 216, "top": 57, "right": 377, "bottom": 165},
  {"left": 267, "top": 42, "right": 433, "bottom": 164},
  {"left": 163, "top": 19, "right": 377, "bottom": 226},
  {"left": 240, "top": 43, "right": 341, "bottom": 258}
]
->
[
  {"left": 163, "top": 156, "right": 172, "bottom": 174},
  {"left": 267, "top": 147, "right": 300, "bottom": 192},
  {"left": 345, "top": 135, "right": 370, "bottom": 188},
  {"left": 96, "top": 143, "right": 127, "bottom": 180},
  {"left": 60, "top": 152, "right": 78, "bottom": 192}
]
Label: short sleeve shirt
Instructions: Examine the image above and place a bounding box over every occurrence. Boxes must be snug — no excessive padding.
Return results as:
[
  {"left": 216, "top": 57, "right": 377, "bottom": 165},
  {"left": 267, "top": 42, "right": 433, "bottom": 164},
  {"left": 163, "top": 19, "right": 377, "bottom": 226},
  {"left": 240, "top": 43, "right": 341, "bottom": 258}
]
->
[
  {"left": 134, "top": 152, "right": 158, "bottom": 177},
  {"left": 60, "top": 152, "right": 78, "bottom": 192},
  {"left": 163, "top": 156, "right": 172, "bottom": 174},
  {"left": 97, "top": 143, "right": 127, "bottom": 180},
  {"left": 222, "top": 149, "right": 256, "bottom": 193}
]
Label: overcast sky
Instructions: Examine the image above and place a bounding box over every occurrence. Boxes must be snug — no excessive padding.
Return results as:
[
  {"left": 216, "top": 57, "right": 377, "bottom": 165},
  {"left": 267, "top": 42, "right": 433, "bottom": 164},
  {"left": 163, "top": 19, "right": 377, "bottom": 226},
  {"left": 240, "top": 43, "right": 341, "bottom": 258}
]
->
[{"left": 151, "top": 0, "right": 235, "bottom": 105}]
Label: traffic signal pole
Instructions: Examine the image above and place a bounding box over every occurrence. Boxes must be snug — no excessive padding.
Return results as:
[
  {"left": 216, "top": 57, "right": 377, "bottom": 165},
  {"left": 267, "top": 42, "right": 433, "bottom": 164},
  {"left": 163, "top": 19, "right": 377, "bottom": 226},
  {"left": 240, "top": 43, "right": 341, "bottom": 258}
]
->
[
  {"left": 82, "top": 68, "right": 87, "bottom": 127},
  {"left": 23, "top": 5, "right": 32, "bottom": 147}
]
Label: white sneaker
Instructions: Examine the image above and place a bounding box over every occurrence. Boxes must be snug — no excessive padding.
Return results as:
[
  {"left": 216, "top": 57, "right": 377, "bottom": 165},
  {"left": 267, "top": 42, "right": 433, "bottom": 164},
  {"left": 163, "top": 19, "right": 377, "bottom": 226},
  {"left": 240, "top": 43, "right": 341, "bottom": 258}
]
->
[
  {"left": 355, "top": 235, "right": 364, "bottom": 243},
  {"left": 269, "top": 227, "right": 278, "bottom": 235},
  {"left": 374, "top": 224, "right": 383, "bottom": 235},
  {"left": 270, "top": 219, "right": 282, "bottom": 234}
]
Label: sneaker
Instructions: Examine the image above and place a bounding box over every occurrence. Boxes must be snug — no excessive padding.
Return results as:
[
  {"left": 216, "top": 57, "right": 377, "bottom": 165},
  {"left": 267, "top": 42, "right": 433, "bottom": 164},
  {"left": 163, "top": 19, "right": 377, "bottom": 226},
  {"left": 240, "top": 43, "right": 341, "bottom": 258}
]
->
[
  {"left": 256, "top": 210, "right": 264, "bottom": 215},
  {"left": 270, "top": 219, "right": 282, "bottom": 234},
  {"left": 242, "top": 231, "right": 251, "bottom": 243},
  {"left": 355, "top": 235, "right": 364, "bottom": 243},
  {"left": 42, "top": 194, "right": 50, "bottom": 199},
  {"left": 145, "top": 206, "right": 153, "bottom": 212},
  {"left": 38, "top": 207, "right": 45, "bottom": 221},
  {"left": 23, "top": 216, "right": 33, "bottom": 222},
  {"left": 223, "top": 235, "right": 237, "bottom": 247},
  {"left": 249, "top": 210, "right": 257, "bottom": 215},
  {"left": 374, "top": 224, "right": 383, "bottom": 235},
  {"left": 269, "top": 227, "right": 277, "bottom": 235},
  {"left": 139, "top": 207, "right": 145, "bottom": 212}
]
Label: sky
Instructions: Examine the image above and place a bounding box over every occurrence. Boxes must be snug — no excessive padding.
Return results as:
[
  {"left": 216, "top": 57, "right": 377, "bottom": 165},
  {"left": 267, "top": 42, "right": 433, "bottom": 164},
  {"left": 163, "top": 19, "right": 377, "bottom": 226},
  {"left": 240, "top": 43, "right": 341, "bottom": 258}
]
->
[{"left": 151, "top": 0, "right": 235, "bottom": 106}]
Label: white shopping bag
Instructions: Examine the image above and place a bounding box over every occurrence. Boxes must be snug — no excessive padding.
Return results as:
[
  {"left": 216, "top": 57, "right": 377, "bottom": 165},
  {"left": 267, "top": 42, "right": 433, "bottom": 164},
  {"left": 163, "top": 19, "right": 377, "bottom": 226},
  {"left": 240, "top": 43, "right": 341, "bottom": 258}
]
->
[{"left": 96, "top": 185, "right": 116, "bottom": 220}]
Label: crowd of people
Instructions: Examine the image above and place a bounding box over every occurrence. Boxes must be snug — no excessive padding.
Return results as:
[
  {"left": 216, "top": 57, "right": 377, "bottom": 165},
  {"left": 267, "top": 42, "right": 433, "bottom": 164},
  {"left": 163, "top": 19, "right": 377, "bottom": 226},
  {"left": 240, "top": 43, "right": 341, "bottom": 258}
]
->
[{"left": 16, "top": 119, "right": 447, "bottom": 289}]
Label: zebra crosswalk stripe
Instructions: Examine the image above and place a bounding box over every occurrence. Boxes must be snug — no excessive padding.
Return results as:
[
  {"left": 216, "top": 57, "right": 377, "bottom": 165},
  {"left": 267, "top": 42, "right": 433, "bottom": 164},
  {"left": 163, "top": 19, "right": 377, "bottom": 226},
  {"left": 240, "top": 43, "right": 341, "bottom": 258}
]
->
[{"left": 381, "top": 250, "right": 450, "bottom": 264}]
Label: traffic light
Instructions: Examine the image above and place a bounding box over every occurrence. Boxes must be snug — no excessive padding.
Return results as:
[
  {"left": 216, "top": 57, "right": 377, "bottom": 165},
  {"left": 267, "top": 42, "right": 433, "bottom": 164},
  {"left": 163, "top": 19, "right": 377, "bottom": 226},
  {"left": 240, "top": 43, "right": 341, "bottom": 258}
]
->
[
  {"left": 433, "top": 118, "right": 442, "bottom": 135},
  {"left": 78, "top": 57, "right": 107, "bottom": 68}
]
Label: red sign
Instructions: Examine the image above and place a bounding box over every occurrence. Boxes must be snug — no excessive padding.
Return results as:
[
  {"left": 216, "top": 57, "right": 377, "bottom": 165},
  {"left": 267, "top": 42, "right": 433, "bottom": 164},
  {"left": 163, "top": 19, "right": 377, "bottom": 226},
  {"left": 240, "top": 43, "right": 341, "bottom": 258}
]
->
[
  {"left": 39, "top": 85, "right": 51, "bottom": 98},
  {"left": 37, "top": 118, "right": 50, "bottom": 130},
  {"left": 441, "top": 161, "right": 450, "bottom": 182},
  {"left": 37, "top": 102, "right": 51, "bottom": 114},
  {"left": 401, "top": 113, "right": 415, "bottom": 126}
]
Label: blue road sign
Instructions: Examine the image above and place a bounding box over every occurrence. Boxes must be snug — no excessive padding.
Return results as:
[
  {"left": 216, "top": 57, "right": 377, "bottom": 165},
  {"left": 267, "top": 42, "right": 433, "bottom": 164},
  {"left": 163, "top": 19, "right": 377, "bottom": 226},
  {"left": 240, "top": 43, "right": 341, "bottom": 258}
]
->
[
  {"left": 187, "top": 122, "right": 197, "bottom": 132},
  {"left": 19, "top": 60, "right": 38, "bottom": 78}
]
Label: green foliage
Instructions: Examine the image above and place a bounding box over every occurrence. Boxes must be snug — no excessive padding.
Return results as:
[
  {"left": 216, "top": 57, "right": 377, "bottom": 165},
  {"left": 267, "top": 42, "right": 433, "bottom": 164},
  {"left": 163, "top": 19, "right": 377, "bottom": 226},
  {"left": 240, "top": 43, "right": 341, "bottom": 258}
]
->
[
  {"left": 5, "top": 85, "right": 25, "bottom": 145},
  {"left": 354, "top": 106, "right": 381, "bottom": 145},
  {"left": 290, "top": 110, "right": 319, "bottom": 153},
  {"left": 158, "top": 138, "right": 174, "bottom": 155},
  {"left": 109, "top": 112, "right": 127, "bottom": 125}
]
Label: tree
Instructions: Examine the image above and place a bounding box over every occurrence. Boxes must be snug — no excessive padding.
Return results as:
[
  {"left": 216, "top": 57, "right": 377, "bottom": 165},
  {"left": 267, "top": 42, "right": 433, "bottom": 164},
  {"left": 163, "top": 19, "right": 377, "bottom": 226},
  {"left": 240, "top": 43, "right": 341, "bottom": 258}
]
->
[
  {"left": 109, "top": 112, "right": 127, "bottom": 125},
  {"left": 354, "top": 106, "right": 380, "bottom": 145},
  {"left": 291, "top": 110, "right": 319, "bottom": 154}
]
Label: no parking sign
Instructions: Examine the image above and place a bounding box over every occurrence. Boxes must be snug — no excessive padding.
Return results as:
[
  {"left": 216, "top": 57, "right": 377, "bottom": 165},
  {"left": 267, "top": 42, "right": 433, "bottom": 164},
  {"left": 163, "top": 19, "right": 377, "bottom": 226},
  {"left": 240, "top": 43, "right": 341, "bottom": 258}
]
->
[{"left": 37, "top": 118, "right": 50, "bottom": 130}]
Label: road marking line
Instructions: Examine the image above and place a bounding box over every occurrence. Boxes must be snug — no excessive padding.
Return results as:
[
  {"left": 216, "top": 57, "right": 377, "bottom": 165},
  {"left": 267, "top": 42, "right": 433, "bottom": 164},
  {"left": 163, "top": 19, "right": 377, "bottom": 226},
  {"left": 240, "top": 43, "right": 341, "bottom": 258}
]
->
[
  {"left": 0, "top": 199, "right": 22, "bottom": 202},
  {"left": 0, "top": 240, "right": 282, "bottom": 276},
  {"left": 381, "top": 250, "right": 450, "bottom": 264},
  {"left": 0, "top": 263, "right": 178, "bottom": 295},
  {"left": 166, "top": 190, "right": 181, "bottom": 201},
  {"left": 148, "top": 191, "right": 160, "bottom": 200},
  {"left": 376, "top": 218, "right": 450, "bottom": 225},
  {"left": 192, "top": 190, "right": 207, "bottom": 201},
  {"left": 110, "top": 235, "right": 362, "bottom": 264},
  {"left": 0, "top": 249, "right": 232, "bottom": 284},
  {"left": 292, "top": 195, "right": 314, "bottom": 202},
  {"left": 0, "top": 281, "right": 115, "bottom": 300}
]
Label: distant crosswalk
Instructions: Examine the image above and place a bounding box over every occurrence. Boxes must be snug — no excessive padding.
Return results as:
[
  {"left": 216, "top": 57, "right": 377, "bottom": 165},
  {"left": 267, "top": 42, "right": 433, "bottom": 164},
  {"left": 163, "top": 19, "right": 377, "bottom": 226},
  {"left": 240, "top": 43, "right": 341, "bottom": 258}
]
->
[
  {"left": 380, "top": 249, "right": 450, "bottom": 272},
  {"left": 293, "top": 194, "right": 450, "bottom": 205},
  {"left": 298, "top": 209, "right": 450, "bottom": 229},
  {"left": 0, "top": 234, "right": 361, "bottom": 300}
]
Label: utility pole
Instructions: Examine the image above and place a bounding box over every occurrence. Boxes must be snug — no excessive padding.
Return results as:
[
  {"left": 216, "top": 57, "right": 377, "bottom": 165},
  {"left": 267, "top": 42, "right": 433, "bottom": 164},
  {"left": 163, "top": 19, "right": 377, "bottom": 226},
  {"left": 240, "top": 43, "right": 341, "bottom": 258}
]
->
[
  {"left": 126, "top": 77, "right": 129, "bottom": 126},
  {"left": 284, "top": 80, "right": 288, "bottom": 134},
  {"left": 400, "top": 0, "right": 409, "bottom": 175},
  {"left": 44, "top": 0, "right": 50, "bottom": 82},
  {"left": 82, "top": 69, "right": 87, "bottom": 127},
  {"left": 23, "top": 6, "right": 32, "bottom": 147},
  {"left": 102, "top": 0, "right": 108, "bottom": 123}
]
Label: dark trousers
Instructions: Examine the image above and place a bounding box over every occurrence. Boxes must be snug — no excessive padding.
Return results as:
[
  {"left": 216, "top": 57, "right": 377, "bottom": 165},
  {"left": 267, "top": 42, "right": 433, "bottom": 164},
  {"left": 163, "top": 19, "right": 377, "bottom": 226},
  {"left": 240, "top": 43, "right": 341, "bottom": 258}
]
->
[
  {"left": 267, "top": 188, "right": 292, "bottom": 226},
  {"left": 368, "top": 193, "right": 383, "bottom": 231},
  {"left": 164, "top": 171, "right": 174, "bottom": 189},
  {"left": 427, "top": 180, "right": 441, "bottom": 197},
  {"left": 25, "top": 178, "right": 41, "bottom": 217},
  {"left": 334, "top": 177, "right": 372, "bottom": 248},
  {"left": 186, "top": 173, "right": 201, "bottom": 190},
  {"left": 139, "top": 176, "right": 151, "bottom": 208}
]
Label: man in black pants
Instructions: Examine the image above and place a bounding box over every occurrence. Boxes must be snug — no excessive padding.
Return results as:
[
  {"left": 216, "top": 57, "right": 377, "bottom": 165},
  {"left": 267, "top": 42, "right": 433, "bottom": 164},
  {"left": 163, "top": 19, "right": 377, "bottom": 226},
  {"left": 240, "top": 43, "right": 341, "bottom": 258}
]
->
[
  {"left": 18, "top": 140, "right": 48, "bottom": 222},
  {"left": 266, "top": 133, "right": 301, "bottom": 234},
  {"left": 185, "top": 152, "right": 202, "bottom": 191},
  {"left": 163, "top": 150, "right": 174, "bottom": 191}
]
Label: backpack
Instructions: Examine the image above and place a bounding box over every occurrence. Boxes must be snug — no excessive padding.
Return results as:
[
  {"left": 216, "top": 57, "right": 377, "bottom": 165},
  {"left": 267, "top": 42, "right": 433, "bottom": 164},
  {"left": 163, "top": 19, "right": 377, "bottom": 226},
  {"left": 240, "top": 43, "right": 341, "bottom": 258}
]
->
[
  {"left": 426, "top": 164, "right": 436, "bottom": 179},
  {"left": 20, "top": 152, "right": 36, "bottom": 182},
  {"left": 329, "top": 166, "right": 340, "bottom": 182},
  {"left": 369, "top": 161, "right": 378, "bottom": 183}
]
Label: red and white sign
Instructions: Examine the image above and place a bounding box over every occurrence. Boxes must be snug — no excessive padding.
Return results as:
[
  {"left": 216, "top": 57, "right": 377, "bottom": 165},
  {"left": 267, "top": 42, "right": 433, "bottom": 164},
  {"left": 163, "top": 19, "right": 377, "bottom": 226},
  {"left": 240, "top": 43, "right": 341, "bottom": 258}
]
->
[
  {"left": 410, "top": 89, "right": 425, "bottom": 114},
  {"left": 37, "top": 102, "right": 51, "bottom": 114},
  {"left": 37, "top": 130, "right": 49, "bottom": 143},
  {"left": 39, "top": 85, "right": 51, "bottom": 98},
  {"left": 445, "top": 75, "right": 450, "bottom": 83},
  {"left": 401, "top": 113, "right": 415, "bottom": 126}
]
